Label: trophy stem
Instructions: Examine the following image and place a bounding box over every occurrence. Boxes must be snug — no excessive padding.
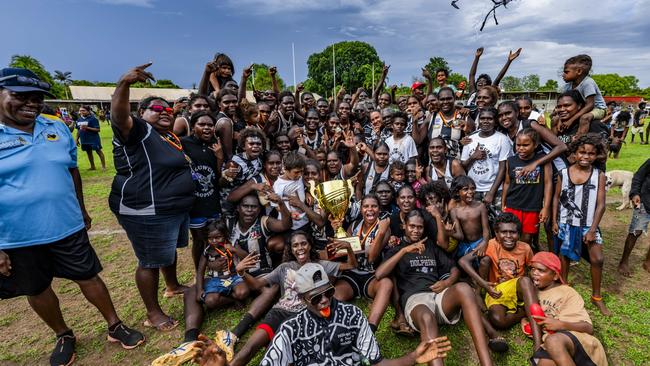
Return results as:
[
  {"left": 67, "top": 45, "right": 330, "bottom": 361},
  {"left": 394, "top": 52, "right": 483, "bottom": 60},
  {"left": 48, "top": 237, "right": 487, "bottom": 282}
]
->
[{"left": 335, "top": 227, "right": 348, "bottom": 238}]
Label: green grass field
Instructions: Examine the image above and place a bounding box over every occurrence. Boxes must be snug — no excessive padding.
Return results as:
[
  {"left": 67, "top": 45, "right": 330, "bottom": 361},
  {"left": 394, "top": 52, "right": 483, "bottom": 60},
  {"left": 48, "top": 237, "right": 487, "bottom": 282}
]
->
[{"left": 1, "top": 123, "right": 649, "bottom": 365}]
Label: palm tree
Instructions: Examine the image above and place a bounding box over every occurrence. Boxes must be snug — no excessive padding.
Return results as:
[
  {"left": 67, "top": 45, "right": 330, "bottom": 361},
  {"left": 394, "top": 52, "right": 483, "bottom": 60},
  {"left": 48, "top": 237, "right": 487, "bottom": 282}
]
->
[{"left": 54, "top": 70, "right": 72, "bottom": 99}]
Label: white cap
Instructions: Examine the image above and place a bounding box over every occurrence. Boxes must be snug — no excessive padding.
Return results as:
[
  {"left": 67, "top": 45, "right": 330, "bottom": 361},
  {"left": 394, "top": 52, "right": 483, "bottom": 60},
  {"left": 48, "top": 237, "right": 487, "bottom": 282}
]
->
[{"left": 295, "top": 263, "right": 330, "bottom": 294}]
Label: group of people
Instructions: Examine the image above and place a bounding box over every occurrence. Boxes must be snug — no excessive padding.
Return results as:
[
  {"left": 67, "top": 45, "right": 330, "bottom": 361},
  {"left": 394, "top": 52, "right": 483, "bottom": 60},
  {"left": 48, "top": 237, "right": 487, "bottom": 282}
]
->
[{"left": 1, "top": 45, "right": 649, "bottom": 366}]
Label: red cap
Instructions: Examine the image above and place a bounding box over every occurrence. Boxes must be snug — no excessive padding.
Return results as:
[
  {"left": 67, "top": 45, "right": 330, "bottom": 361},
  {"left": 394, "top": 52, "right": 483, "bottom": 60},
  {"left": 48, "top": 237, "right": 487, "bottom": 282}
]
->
[
  {"left": 411, "top": 81, "right": 425, "bottom": 90},
  {"left": 531, "top": 252, "right": 566, "bottom": 284}
]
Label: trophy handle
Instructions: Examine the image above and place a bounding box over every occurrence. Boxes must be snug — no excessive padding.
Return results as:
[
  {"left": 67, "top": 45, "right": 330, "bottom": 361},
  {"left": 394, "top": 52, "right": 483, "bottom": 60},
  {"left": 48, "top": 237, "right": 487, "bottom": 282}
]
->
[
  {"left": 308, "top": 180, "right": 321, "bottom": 207},
  {"left": 344, "top": 179, "right": 354, "bottom": 196}
]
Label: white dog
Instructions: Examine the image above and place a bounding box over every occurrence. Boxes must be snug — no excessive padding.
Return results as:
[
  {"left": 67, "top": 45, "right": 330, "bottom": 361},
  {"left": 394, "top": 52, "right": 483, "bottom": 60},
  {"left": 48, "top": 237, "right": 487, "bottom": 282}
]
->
[{"left": 605, "top": 170, "right": 634, "bottom": 210}]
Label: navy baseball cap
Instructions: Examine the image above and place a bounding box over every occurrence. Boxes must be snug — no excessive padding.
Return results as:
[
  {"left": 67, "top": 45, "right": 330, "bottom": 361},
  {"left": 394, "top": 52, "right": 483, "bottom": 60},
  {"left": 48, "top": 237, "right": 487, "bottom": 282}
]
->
[{"left": 0, "top": 68, "right": 54, "bottom": 97}]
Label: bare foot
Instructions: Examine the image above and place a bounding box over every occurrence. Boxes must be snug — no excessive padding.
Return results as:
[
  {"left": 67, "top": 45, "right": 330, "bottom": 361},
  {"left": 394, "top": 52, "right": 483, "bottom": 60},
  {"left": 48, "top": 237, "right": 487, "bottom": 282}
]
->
[
  {"left": 617, "top": 262, "right": 632, "bottom": 277},
  {"left": 88, "top": 167, "right": 96, "bottom": 171},
  {"left": 643, "top": 261, "right": 650, "bottom": 273},
  {"left": 163, "top": 285, "right": 190, "bottom": 298},
  {"left": 591, "top": 297, "right": 612, "bottom": 316}
]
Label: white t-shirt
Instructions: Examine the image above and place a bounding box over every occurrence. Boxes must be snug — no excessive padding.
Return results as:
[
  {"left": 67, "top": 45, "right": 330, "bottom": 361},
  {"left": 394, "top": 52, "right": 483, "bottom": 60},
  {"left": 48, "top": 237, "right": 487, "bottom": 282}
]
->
[
  {"left": 385, "top": 135, "right": 418, "bottom": 165},
  {"left": 273, "top": 177, "right": 308, "bottom": 230},
  {"left": 460, "top": 131, "right": 513, "bottom": 192}
]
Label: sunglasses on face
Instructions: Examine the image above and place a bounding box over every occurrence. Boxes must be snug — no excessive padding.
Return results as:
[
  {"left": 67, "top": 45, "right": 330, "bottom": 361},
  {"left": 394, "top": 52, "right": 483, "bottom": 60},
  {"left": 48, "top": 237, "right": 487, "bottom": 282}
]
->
[
  {"left": 147, "top": 105, "right": 173, "bottom": 114},
  {"left": 306, "top": 286, "right": 335, "bottom": 306},
  {"left": 0, "top": 75, "right": 51, "bottom": 90}
]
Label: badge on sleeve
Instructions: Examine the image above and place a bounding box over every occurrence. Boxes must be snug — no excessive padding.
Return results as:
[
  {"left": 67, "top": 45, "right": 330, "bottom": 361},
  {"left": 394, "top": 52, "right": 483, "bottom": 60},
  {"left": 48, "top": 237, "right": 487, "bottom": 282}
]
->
[{"left": 46, "top": 133, "right": 59, "bottom": 141}]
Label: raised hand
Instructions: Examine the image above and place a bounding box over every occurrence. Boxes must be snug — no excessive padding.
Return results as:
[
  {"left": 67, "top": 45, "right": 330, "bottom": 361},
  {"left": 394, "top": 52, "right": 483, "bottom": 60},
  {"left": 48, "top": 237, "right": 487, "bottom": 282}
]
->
[
  {"left": 476, "top": 47, "right": 484, "bottom": 57},
  {"left": 268, "top": 66, "right": 277, "bottom": 76},
  {"left": 508, "top": 48, "right": 522, "bottom": 61},
  {"left": 118, "top": 62, "right": 155, "bottom": 85},
  {"left": 382, "top": 64, "right": 390, "bottom": 76},
  {"left": 209, "top": 139, "right": 224, "bottom": 160},
  {"left": 413, "top": 337, "right": 451, "bottom": 364},
  {"left": 243, "top": 64, "right": 253, "bottom": 79},
  {"left": 342, "top": 130, "right": 356, "bottom": 148},
  {"left": 422, "top": 67, "right": 432, "bottom": 79},
  {"left": 205, "top": 61, "right": 219, "bottom": 74},
  {"left": 296, "top": 83, "right": 305, "bottom": 93}
]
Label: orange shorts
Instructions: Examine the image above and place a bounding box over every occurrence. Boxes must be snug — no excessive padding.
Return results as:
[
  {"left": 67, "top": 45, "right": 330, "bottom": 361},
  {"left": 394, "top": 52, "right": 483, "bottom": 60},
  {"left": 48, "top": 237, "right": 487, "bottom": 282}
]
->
[{"left": 504, "top": 207, "right": 540, "bottom": 234}]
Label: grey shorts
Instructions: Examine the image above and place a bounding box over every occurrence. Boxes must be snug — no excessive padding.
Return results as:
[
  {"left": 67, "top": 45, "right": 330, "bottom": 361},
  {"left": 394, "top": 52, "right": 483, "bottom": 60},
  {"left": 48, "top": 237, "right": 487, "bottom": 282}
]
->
[
  {"left": 404, "top": 288, "right": 461, "bottom": 331},
  {"left": 629, "top": 205, "right": 650, "bottom": 234}
]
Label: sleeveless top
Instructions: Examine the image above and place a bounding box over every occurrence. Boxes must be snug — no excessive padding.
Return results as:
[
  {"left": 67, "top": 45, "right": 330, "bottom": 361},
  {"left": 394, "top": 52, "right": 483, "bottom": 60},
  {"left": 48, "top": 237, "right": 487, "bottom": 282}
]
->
[
  {"left": 427, "top": 111, "right": 463, "bottom": 159},
  {"left": 229, "top": 216, "right": 272, "bottom": 276},
  {"left": 349, "top": 215, "right": 388, "bottom": 273},
  {"left": 363, "top": 162, "right": 390, "bottom": 195},
  {"left": 429, "top": 159, "right": 454, "bottom": 188},
  {"left": 558, "top": 168, "right": 600, "bottom": 227},
  {"left": 180, "top": 116, "right": 190, "bottom": 137}
]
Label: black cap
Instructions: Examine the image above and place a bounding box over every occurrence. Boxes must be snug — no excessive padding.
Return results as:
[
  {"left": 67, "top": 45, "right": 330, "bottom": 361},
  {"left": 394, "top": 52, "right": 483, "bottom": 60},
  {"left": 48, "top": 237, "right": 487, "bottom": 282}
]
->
[{"left": 0, "top": 68, "right": 54, "bottom": 97}]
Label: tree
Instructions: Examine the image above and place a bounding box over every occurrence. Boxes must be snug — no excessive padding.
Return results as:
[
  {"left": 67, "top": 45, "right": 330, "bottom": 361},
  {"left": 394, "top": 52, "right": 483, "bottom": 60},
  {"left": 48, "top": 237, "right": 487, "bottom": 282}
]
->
[
  {"left": 153, "top": 79, "right": 180, "bottom": 89},
  {"left": 245, "top": 64, "right": 286, "bottom": 91},
  {"left": 500, "top": 76, "right": 522, "bottom": 92},
  {"left": 306, "top": 41, "right": 382, "bottom": 96},
  {"left": 423, "top": 57, "right": 451, "bottom": 76},
  {"left": 9, "top": 55, "right": 65, "bottom": 99},
  {"left": 540, "top": 79, "right": 559, "bottom": 92},
  {"left": 54, "top": 70, "right": 72, "bottom": 99},
  {"left": 591, "top": 73, "right": 640, "bottom": 96},
  {"left": 521, "top": 74, "right": 540, "bottom": 91},
  {"left": 448, "top": 72, "right": 468, "bottom": 89}
]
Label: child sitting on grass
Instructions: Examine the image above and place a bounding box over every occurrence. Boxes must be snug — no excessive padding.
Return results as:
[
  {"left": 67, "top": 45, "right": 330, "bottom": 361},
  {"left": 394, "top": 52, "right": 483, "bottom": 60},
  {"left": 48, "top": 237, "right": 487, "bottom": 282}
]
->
[
  {"left": 552, "top": 134, "right": 610, "bottom": 315},
  {"left": 197, "top": 221, "right": 250, "bottom": 309},
  {"left": 459, "top": 213, "right": 542, "bottom": 348},
  {"left": 529, "top": 252, "right": 608, "bottom": 366}
]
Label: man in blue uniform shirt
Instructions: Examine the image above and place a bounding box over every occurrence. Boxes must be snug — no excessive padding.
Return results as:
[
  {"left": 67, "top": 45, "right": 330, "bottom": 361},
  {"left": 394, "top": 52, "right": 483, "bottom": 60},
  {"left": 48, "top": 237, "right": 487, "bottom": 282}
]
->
[{"left": 0, "top": 68, "right": 145, "bottom": 366}]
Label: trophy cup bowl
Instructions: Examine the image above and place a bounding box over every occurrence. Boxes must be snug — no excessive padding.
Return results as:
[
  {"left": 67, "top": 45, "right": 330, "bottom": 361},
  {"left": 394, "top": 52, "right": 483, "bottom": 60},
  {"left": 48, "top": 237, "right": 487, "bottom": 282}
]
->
[{"left": 309, "top": 179, "right": 361, "bottom": 253}]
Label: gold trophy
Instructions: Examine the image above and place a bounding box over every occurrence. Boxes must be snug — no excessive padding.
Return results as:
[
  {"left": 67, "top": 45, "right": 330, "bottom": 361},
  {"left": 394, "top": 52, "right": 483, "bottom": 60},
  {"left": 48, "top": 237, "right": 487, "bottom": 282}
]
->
[{"left": 309, "top": 179, "right": 361, "bottom": 255}]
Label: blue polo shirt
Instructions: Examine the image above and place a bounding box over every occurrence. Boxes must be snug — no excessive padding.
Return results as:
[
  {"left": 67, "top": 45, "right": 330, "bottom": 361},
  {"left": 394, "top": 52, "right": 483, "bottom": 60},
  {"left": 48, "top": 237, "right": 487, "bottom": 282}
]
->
[{"left": 0, "top": 115, "right": 85, "bottom": 249}]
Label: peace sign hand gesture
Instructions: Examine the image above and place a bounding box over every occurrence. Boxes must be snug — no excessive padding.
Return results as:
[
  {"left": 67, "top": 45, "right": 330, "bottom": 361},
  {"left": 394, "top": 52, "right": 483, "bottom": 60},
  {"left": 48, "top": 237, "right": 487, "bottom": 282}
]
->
[{"left": 119, "top": 62, "right": 155, "bottom": 86}]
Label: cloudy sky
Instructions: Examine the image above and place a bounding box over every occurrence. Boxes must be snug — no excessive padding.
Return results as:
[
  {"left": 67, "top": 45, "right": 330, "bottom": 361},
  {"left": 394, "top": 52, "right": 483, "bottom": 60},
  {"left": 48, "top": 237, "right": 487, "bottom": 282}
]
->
[{"left": 2, "top": 0, "right": 649, "bottom": 89}]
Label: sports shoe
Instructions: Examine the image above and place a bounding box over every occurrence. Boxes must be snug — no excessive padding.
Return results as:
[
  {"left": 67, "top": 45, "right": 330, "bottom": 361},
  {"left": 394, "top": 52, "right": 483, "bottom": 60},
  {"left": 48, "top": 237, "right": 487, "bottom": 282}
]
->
[
  {"left": 107, "top": 322, "right": 146, "bottom": 349},
  {"left": 50, "top": 332, "right": 76, "bottom": 366},
  {"left": 150, "top": 341, "right": 198, "bottom": 366},
  {"left": 214, "top": 330, "right": 238, "bottom": 362}
]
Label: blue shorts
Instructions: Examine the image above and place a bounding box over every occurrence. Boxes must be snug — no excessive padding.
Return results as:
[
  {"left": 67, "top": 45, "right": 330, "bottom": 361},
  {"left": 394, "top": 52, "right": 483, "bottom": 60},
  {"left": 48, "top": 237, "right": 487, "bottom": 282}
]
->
[
  {"left": 456, "top": 237, "right": 483, "bottom": 259},
  {"left": 554, "top": 223, "right": 603, "bottom": 262},
  {"left": 189, "top": 214, "right": 221, "bottom": 229},
  {"left": 629, "top": 205, "right": 650, "bottom": 234},
  {"left": 116, "top": 213, "right": 189, "bottom": 269},
  {"left": 202, "top": 275, "right": 243, "bottom": 298}
]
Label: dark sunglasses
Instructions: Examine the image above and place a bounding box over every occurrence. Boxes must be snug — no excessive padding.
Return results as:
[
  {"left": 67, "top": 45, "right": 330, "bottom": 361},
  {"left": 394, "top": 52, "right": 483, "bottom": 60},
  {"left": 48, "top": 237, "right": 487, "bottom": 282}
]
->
[
  {"left": 147, "top": 105, "right": 173, "bottom": 114},
  {"left": 306, "top": 286, "right": 335, "bottom": 306},
  {"left": 0, "top": 75, "right": 51, "bottom": 90}
]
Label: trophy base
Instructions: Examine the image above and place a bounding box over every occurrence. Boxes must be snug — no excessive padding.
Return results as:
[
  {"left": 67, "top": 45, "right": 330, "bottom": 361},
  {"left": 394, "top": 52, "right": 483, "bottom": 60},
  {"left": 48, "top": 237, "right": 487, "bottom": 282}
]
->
[{"left": 330, "top": 236, "right": 362, "bottom": 258}]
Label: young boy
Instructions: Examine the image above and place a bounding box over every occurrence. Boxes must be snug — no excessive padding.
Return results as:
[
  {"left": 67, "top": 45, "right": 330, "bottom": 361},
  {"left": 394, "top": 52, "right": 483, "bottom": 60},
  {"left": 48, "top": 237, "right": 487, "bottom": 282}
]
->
[
  {"left": 529, "top": 252, "right": 608, "bottom": 366},
  {"left": 552, "top": 134, "right": 610, "bottom": 315},
  {"left": 459, "top": 213, "right": 542, "bottom": 348},
  {"left": 273, "top": 151, "right": 309, "bottom": 231},
  {"left": 448, "top": 176, "right": 491, "bottom": 257},
  {"left": 385, "top": 111, "right": 418, "bottom": 165},
  {"left": 560, "top": 54, "right": 607, "bottom": 136},
  {"left": 617, "top": 158, "right": 650, "bottom": 276}
]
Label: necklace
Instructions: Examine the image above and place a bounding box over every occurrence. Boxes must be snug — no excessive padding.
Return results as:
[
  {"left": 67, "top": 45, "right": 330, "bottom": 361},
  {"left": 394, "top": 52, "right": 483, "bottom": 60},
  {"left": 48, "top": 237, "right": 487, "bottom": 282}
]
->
[
  {"left": 161, "top": 131, "right": 183, "bottom": 151},
  {"left": 358, "top": 220, "right": 379, "bottom": 249},
  {"left": 439, "top": 111, "right": 458, "bottom": 128}
]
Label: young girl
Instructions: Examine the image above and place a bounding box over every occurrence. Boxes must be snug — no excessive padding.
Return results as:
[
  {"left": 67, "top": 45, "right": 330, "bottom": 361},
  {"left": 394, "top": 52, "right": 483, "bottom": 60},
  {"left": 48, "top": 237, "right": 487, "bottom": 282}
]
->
[
  {"left": 358, "top": 142, "right": 391, "bottom": 197},
  {"left": 181, "top": 111, "right": 224, "bottom": 268},
  {"left": 197, "top": 221, "right": 250, "bottom": 309},
  {"left": 502, "top": 128, "right": 553, "bottom": 249},
  {"left": 335, "top": 194, "right": 393, "bottom": 331},
  {"left": 552, "top": 134, "right": 610, "bottom": 315},
  {"left": 529, "top": 252, "right": 607, "bottom": 366}
]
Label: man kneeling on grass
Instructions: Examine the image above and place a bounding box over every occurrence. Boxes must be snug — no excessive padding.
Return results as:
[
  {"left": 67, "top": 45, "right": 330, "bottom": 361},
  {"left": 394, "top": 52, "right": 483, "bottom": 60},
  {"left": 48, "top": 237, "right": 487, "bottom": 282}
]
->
[{"left": 190, "top": 262, "right": 452, "bottom": 366}]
